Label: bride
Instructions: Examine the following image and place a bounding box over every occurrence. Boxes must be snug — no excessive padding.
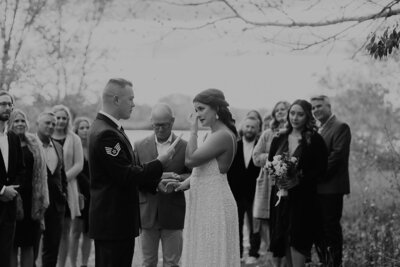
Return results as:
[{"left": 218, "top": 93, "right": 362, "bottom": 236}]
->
[{"left": 174, "top": 88, "right": 240, "bottom": 267}]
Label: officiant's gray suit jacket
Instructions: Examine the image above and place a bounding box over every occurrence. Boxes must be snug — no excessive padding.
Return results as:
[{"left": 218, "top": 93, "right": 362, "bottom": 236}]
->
[{"left": 134, "top": 133, "right": 189, "bottom": 230}]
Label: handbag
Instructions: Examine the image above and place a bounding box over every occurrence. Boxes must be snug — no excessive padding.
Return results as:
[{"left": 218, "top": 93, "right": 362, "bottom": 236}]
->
[
  {"left": 252, "top": 169, "right": 270, "bottom": 219},
  {"left": 16, "top": 194, "right": 24, "bottom": 221}
]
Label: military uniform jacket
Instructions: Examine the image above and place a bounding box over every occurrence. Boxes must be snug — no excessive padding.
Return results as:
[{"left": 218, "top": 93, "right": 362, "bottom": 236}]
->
[{"left": 88, "top": 113, "right": 163, "bottom": 240}]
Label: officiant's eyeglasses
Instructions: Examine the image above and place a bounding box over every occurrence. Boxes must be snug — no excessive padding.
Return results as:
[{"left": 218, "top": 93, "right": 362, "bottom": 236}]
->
[{"left": 152, "top": 122, "right": 171, "bottom": 129}]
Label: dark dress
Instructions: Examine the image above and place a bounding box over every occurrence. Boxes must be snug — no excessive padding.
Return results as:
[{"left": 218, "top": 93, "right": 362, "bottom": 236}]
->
[
  {"left": 53, "top": 137, "right": 71, "bottom": 218},
  {"left": 268, "top": 132, "right": 327, "bottom": 257},
  {"left": 76, "top": 158, "right": 90, "bottom": 233},
  {"left": 14, "top": 146, "right": 40, "bottom": 247}
]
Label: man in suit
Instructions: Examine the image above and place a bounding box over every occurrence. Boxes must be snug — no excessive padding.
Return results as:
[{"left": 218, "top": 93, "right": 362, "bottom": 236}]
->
[
  {"left": 35, "top": 111, "right": 68, "bottom": 267},
  {"left": 88, "top": 78, "right": 177, "bottom": 267},
  {"left": 0, "top": 90, "right": 24, "bottom": 267},
  {"left": 228, "top": 116, "right": 261, "bottom": 264},
  {"left": 311, "top": 95, "right": 351, "bottom": 267},
  {"left": 135, "top": 103, "right": 190, "bottom": 267}
]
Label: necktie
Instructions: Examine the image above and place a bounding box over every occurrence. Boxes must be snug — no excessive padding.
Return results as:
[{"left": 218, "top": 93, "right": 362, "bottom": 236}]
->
[
  {"left": 119, "top": 126, "right": 129, "bottom": 142},
  {"left": 119, "top": 126, "right": 138, "bottom": 165}
]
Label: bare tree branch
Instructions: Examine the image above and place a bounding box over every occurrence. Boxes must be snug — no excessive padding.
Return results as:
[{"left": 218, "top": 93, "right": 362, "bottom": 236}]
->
[
  {"left": 171, "top": 15, "right": 236, "bottom": 31},
  {"left": 156, "top": 0, "right": 218, "bottom": 7},
  {"left": 164, "top": 0, "right": 400, "bottom": 28},
  {"left": 293, "top": 22, "right": 360, "bottom": 50}
]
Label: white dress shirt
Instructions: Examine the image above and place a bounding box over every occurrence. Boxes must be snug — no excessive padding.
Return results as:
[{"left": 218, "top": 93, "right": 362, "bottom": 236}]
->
[
  {"left": 0, "top": 129, "right": 9, "bottom": 173},
  {"left": 155, "top": 134, "right": 173, "bottom": 155},
  {"left": 37, "top": 136, "right": 58, "bottom": 174},
  {"left": 99, "top": 110, "right": 122, "bottom": 130},
  {"left": 0, "top": 128, "right": 8, "bottom": 194},
  {"left": 243, "top": 139, "right": 255, "bottom": 169}
]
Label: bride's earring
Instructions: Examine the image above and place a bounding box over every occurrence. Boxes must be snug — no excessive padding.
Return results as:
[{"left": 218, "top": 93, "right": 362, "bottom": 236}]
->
[{"left": 216, "top": 114, "right": 219, "bottom": 120}]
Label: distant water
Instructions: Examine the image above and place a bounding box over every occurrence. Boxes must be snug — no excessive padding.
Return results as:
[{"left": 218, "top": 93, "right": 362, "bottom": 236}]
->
[{"left": 126, "top": 130, "right": 208, "bottom": 147}]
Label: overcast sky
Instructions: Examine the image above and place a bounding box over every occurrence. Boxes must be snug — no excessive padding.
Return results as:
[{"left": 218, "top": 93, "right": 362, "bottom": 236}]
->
[
  {"left": 83, "top": 1, "right": 386, "bottom": 110},
  {"left": 94, "top": 25, "right": 354, "bottom": 110}
]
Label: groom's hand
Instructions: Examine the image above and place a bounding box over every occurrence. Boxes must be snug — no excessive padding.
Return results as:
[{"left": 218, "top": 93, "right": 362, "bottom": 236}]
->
[
  {"left": 161, "top": 172, "right": 182, "bottom": 181},
  {"left": 157, "top": 147, "right": 175, "bottom": 167},
  {"left": 158, "top": 178, "right": 180, "bottom": 193}
]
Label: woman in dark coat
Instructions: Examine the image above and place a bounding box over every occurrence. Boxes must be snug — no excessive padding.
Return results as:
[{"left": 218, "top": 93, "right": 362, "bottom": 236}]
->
[
  {"left": 268, "top": 100, "right": 327, "bottom": 267},
  {"left": 9, "top": 109, "right": 49, "bottom": 267}
]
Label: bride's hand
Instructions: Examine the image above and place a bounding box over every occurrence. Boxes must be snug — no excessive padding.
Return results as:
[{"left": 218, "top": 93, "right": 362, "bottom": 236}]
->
[
  {"left": 188, "top": 113, "right": 199, "bottom": 134},
  {"left": 173, "top": 179, "right": 190, "bottom": 192}
]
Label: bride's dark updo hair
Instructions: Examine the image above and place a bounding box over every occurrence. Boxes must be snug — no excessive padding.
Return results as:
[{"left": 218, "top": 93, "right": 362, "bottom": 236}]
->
[{"left": 193, "top": 88, "right": 238, "bottom": 137}]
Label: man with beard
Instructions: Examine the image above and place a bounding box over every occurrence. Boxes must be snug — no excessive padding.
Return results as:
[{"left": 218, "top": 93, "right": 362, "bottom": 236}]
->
[
  {"left": 228, "top": 116, "right": 262, "bottom": 264},
  {"left": 0, "top": 90, "right": 24, "bottom": 267}
]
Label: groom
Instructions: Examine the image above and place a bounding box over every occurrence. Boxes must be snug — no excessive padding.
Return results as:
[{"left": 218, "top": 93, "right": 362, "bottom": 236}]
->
[{"left": 88, "top": 78, "right": 177, "bottom": 267}]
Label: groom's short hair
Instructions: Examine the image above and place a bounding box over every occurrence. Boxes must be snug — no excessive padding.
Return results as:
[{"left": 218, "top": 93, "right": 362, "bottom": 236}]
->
[{"left": 103, "top": 78, "right": 133, "bottom": 99}]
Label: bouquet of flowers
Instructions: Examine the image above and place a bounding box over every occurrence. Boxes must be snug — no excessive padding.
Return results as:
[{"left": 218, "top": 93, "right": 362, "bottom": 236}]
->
[{"left": 265, "top": 153, "right": 298, "bottom": 206}]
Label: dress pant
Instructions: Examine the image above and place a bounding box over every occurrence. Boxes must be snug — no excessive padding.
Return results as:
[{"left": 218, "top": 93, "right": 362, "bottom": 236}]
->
[
  {"left": 94, "top": 238, "right": 135, "bottom": 267},
  {"left": 141, "top": 227, "right": 183, "bottom": 267},
  {"left": 0, "top": 210, "right": 16, "bottom": 267},
  {"left": 237, "top": 197, "right": 261, "bottom": 258},
  {"left": 42, "top": 204, "right": 65, "bottom": 267},
  {"left": 316, "top": 194, "right": 344, "bottom": 267}
]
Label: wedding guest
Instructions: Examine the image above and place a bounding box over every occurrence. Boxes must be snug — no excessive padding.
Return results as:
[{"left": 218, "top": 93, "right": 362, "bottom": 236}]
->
[
  {"left": 8, "top": 109, "right": 49, "bottom": 267},
  {"left": 88, "top": 78, "right": 176, "bottom": 267},
  {"left": 51, "top": 105, "right": 84, "bottom": 267},
  {"left": 228, "top": 116, "right": 262, "bottom": 264},
  {"left": 252, "top": 101, "right": 290, "bottom": 266},
  {"left": 311, "top": 95, "right": 351, "bottom": 267},
  {"left": 247, "top": 110, "right": 263, "bottom": 134},
  {"left": 134, "top": 103, "right": 190, "bottom": 267},
  {"left": 268, "top": 100, "right": 327, "bottom": 267},
  {"left": 262, "top": 114, "right": 273, "bottom": 131},
  {"left": 36, "top": 111, "right": 68, "bottom": 267},
  {"left": 0, "top": 91, "right": 24, "bottom": 267},
  {"left": 239, "top": 110, "right": 263, "bottom": 139},
  {"left": 69, "top": 117, "right": 92, "bottom": 267}
]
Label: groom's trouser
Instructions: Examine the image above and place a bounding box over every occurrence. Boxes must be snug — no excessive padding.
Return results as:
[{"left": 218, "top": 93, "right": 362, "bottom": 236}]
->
[
  {"left": 315, "top": 194, "right": 343, "bottom": 267},
  {"left": 95, "top": 238, "right": 135, "bottom": 267},
  {"left": 237, "top": 197, "right": 261, "bottom": 258},
  {"left": 141, "top": 227, "right": 183, "bottom": 267}
]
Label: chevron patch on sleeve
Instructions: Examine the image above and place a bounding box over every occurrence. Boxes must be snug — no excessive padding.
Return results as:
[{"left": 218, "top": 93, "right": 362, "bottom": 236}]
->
[{"left": 105, "top": 143, "right": 121, "bottom": 157}]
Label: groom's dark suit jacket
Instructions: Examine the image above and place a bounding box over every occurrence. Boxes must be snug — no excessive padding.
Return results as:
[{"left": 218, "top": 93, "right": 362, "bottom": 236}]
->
[
  {"left": 0, "top": 131, "right": 24, "bottom": 221},
  {"left": 227, "top": 139, "right": 260, "bottom": 202},
  {"left": 317, "top": 115, "right": 351, "bottom": 195},
  {"left": 88, "top": 113, "right": 163, "bottom": 240}
]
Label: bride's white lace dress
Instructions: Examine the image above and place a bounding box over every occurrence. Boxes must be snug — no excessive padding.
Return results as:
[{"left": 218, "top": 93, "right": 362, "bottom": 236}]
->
[{"left": 182, "top": 158, "right": 240, "bottom": 267}]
